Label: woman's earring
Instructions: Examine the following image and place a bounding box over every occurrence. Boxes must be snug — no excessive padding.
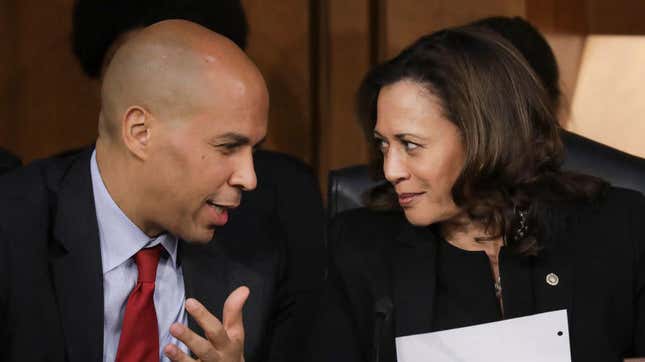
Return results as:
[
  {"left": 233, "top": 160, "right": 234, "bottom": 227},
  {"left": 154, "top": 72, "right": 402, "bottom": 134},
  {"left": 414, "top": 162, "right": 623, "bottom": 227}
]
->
[{"left": 514, "top": 208, "right": 528, "bottom": 240}]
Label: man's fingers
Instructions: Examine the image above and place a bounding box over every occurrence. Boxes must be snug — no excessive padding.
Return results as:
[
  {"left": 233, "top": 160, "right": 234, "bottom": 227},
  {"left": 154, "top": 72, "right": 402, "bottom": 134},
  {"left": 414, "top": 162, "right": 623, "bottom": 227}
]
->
[
  {"left": 163, "top": 343, "right": 197, "bottom": 362},
  {"left": 180, "top": 290, "right": 248, "bottom": 360},
  {"left": 184, "top": 298, "right": 230, "bottom": 348},
  {"left": 222, "top": 286, "right": 250, "bottom": 342},
  {"left": 168, "top": 323, "right": 217, "bottom": 359}
]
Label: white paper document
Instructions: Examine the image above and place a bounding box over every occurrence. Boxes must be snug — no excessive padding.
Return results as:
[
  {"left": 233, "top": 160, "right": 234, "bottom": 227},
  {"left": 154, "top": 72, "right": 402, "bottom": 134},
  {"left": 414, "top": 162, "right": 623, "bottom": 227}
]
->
[{"left": 395, "top": 309, "right": 571, "bottom": 362}]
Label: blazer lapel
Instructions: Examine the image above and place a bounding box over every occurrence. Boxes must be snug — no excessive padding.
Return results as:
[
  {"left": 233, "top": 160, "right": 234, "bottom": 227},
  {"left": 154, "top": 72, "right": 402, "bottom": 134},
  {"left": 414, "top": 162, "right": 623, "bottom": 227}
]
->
[
  {"left": 49, "top": 150, "right": 104, "bottom": 362},
  {"left": 499, "top": 248, "right": 535, "bottom": 319},
  {"left": 391, "top": 224, "right": 438, "bottom": 337},
  {"left": 533, "top": 247, "right": 574, "bottom": 314},
  {"left": 532, "top": 208, "right": 575, "bottom": 316}
]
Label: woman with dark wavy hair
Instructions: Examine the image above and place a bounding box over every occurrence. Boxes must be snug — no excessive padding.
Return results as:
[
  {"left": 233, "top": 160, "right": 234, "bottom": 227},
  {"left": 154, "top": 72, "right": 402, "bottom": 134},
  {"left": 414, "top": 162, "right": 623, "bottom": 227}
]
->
[{"left": 309, "top": 25, "right": 645, "bottom": 362}]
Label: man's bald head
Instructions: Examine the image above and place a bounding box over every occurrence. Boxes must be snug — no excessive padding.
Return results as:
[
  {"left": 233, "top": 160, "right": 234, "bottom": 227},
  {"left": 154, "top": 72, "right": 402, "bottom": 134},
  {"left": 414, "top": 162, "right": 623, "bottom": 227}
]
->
[
  {"left": 100, "top": 19, "right": 266, "bottom": 142},
  {"left": 95, "top": 19, "right": 268, "bottom": 243}
]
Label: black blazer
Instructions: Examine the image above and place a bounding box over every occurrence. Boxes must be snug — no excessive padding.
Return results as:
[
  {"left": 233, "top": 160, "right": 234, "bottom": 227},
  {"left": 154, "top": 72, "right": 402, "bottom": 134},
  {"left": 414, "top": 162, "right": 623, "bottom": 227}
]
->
[
  {"left": 0, "top": 148, "right": 325, "bottom": 362},
  {"left": 309, "top": 187, "right": 645, "bottom": 362}
]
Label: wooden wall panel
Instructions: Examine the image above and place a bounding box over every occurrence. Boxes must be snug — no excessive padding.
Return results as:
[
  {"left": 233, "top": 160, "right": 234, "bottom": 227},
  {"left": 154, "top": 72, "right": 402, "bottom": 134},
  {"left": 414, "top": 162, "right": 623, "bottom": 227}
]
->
[
  {"left": 317, "top": 0, "right": 372, "bottom": 188},
  {"left": 566, "top": 0, "right": 645, "bottom": 157},
  {"left": 569, "top": 35, "right": 645, "bottom": 158},
  {"left": 12, "top": 0, "right": 99, "bottom": 163},
  {"left": 8, "top": 0, "right": 641, "bottom": 192},
  {"left": 586, "top": 0, "right": 645, "bottom": 35},
  {"left": 242, "top": 0, "right": 313, "bottom": 165},
  {"left": 384, "top": 0, "right": 525, "bottom": 59},
  {"left": 526, "top": 0, "right": 587, "bottom": 126},
  {"left": 0, "top": 0, "right": 18, "bottom": 151}
]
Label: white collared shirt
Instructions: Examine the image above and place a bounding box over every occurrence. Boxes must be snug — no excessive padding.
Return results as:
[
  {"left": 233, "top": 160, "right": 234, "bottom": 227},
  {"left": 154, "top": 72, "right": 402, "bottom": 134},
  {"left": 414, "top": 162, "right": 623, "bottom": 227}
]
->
[{"left": 90, "top": 151, "right": 189, "bottom": 361}]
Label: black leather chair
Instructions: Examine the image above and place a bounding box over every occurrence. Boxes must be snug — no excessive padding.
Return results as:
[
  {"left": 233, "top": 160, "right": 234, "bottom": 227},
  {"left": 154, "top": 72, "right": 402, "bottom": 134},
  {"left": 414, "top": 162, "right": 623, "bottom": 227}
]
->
[
  {"left": 0, "top": 148, "right": 21, "bottom": 175},
  {"left": 328, "top": 130, "right": 645, "bottom": 219}
]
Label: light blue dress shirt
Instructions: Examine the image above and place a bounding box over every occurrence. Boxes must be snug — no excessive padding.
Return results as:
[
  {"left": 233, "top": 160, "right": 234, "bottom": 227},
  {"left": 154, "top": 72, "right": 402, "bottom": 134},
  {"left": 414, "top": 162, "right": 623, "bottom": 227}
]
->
[{"left": 90, "top": 151, "right": 189, "bottom": 361}]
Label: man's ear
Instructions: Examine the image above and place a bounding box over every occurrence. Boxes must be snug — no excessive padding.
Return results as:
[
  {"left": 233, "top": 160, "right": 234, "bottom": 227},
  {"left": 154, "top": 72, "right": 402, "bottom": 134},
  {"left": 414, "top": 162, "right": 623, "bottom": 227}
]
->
[{"left": 121, "top": 106, "right": 153, "bottom": 160}]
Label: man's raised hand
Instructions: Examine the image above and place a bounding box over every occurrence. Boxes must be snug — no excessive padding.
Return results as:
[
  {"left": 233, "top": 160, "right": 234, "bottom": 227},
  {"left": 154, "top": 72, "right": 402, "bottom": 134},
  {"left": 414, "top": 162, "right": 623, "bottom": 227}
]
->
[{"left": 164, "top": 286, "right": 250, "bottom": 362}]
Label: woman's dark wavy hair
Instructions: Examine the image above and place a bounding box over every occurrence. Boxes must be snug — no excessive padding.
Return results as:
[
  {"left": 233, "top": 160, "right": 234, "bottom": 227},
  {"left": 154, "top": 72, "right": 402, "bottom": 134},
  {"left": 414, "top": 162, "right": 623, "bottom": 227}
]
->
[{"left": 357, "top": 26, "right": 606, "bottom": 255}]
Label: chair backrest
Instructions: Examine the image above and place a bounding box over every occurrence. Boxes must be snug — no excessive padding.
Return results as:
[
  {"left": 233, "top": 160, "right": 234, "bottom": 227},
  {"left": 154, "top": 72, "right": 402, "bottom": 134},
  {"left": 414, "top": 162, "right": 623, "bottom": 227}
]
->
[
  {"left": 327, "top": 165, "right": 386, "bottom": 220},
  {"left": 560, "top": 131, "right": 645, "bottom": 193},
  {"left": 328, "top": 131, "right": 645, "bottom": 219}
]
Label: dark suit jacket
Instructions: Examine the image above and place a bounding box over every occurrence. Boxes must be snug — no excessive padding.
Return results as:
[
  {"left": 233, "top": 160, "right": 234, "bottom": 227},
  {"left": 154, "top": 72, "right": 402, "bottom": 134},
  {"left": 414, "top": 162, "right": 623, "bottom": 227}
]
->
[
  {"left": 309, "top": 187, "right": 645, "bottom": 362},
  {"left": 0, "top": 148, "right": 325, "bottom": 361},
  {"left": 0, "top": 148, "right": 21, "bottom": 175}
]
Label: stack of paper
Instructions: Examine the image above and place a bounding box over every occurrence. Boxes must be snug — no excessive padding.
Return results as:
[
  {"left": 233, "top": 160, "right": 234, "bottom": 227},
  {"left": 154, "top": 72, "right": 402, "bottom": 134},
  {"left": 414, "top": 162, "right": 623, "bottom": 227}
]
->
[{"left": 395, "top": 310, "right": 571, "bottom": 362}]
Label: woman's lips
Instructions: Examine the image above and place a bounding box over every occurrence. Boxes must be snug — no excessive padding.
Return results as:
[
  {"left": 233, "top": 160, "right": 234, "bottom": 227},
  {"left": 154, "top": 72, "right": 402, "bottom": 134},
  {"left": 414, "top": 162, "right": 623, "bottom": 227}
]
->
[{"left": 398, "top": 192, "right": 425, "bottom": 206}]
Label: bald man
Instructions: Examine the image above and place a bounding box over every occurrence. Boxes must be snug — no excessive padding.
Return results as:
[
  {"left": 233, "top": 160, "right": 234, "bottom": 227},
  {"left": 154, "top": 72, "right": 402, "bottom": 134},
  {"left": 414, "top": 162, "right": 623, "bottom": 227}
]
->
[{"left": 0, "top": 20, "right": 270, "bottom": 362}]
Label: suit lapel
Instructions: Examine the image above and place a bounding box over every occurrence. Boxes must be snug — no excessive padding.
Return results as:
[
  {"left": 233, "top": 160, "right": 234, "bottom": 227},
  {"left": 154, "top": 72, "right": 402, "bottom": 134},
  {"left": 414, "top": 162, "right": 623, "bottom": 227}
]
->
[
  {"left": 391, "top": 224, "right": 438, "bottom": 337},
  {"left": 181, "top": 240, "right": 231, "bottom": 335},
  {"left": 49, "top": 149, "right": 104, "bottom": 362},
  {"left": 181, "top": 240, "right": 264, "bottom": 346}
]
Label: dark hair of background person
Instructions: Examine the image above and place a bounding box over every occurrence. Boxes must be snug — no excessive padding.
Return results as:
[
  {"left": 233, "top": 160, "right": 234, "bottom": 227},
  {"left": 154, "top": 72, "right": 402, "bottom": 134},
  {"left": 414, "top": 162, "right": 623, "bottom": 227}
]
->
[
  {"left": 470, "top": 16, "right": 561, "bottom": 110},
  {"left": 357, "top": 26, "right": 606, "bottom": 255},
  {"left": 72, "top": 0, "right": 248, "bottom": 79}
]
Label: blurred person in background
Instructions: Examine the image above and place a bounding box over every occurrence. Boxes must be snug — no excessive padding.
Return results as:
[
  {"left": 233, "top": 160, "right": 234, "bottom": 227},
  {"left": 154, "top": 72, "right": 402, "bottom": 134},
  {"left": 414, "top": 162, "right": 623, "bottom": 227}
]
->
[{"left": 471, "top": 16, "right": 645, "bottom": 194}]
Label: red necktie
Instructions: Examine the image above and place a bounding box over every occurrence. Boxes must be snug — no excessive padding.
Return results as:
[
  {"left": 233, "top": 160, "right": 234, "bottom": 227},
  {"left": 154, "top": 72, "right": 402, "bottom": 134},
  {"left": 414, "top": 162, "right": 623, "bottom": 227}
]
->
[{"left": 116, "top": 245, "right": 163, "bottom": 362}]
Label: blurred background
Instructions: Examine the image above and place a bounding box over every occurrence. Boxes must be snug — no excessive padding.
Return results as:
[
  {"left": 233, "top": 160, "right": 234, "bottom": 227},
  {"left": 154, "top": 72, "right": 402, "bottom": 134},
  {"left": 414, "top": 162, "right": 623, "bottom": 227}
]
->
[{"left": 1, "top": 0, "right": 644, "bottom": 192}]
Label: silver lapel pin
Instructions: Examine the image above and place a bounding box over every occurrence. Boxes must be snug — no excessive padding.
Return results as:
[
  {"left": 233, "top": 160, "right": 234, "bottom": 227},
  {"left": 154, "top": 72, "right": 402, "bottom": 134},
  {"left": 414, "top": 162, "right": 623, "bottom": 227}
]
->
[{"left": 546, "top": 272, "right": 559, "bottom": 286}]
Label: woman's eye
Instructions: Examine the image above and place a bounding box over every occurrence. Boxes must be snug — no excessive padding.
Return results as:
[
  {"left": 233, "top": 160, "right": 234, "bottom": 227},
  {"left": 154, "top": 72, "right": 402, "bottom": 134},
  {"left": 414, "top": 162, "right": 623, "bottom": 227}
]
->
[
  {"left": 375, "top": 139, "right": 388, "bottom": 152},
  {"left": 404, "top": 141, "right": 419, "bottom": 151}
]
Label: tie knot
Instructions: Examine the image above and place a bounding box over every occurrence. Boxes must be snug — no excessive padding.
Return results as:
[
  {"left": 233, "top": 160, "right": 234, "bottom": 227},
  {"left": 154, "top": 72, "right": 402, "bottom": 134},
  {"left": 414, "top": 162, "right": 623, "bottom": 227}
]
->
[{"left": 134, "top": 245, "right": 163, "bottom": 283}]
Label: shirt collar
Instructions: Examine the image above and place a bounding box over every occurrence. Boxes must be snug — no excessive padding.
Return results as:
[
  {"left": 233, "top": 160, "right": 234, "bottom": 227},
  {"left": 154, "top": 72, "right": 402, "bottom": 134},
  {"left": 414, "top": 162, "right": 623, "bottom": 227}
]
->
[{"left": 90, "top": 150, "right": 179, "bottom": 274}]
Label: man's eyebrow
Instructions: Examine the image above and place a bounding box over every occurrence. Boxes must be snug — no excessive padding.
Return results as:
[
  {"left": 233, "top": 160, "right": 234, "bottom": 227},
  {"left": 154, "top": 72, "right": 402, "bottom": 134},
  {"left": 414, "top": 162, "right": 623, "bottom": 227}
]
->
[
  {"left": 213, "top": 133, "right": 251, "bottom": 145},
  {"left": 213, "top": 133, "right": 267, "bottom": 148}
]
